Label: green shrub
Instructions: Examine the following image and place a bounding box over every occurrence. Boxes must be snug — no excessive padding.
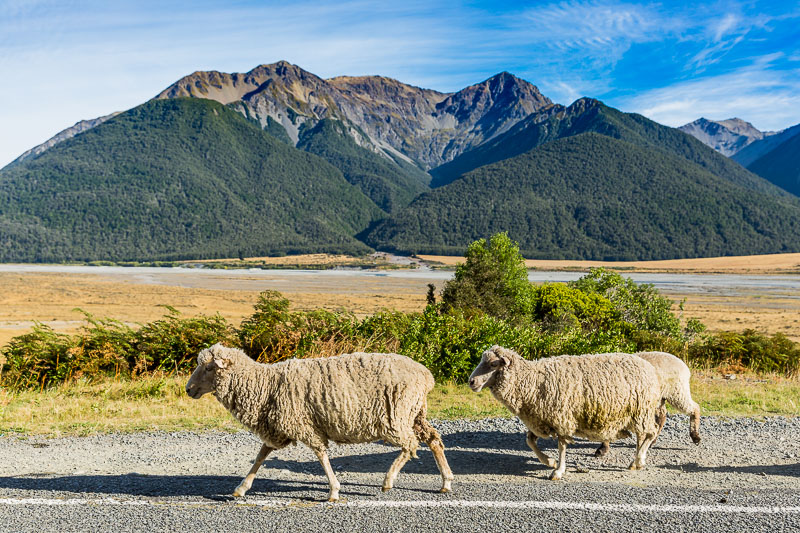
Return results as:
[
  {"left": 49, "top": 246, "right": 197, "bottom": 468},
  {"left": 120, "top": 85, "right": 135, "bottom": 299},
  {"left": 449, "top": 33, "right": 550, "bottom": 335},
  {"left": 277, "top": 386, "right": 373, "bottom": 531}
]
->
[
  {"left": 688, "top": 330, "right": 800, "bottom": 375},
  {"left": 530, "top": 283, "right": 619, "bottom": 333},
  {"left": 133, "top": 306, "right": 235, "bottom": 374},
  {"left": 570, "top": 268, "right": 683, "bottom": 337},
  {"left": 440, "top": 232, "right": 533, "bottom": 320},
  {"left": 237, "top": 290, "right": 362, "bottom": 362},
  {"left": 0, "top": 308, "right": 234, "bottom": 390}
]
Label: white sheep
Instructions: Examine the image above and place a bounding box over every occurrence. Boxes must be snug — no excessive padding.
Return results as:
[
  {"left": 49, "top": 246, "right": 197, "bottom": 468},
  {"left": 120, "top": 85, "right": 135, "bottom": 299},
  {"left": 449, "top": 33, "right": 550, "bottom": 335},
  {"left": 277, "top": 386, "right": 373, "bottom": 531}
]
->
[
  {"left": 469, "top": 345, "right": 661, "bottom": 480},
  {"left": 185, "top": 344, "right": 454, "bottom": 501},
  {"left": 594, "top": 350, "right": 701, "bottom": 457}
]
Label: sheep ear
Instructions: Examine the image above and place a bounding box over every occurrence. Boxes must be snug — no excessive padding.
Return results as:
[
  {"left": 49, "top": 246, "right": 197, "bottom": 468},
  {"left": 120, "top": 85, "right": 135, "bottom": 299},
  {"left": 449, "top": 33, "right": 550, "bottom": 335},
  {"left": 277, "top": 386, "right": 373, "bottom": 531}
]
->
[{"left": 212, "top": 355, "right": 230, "bottom": 369}]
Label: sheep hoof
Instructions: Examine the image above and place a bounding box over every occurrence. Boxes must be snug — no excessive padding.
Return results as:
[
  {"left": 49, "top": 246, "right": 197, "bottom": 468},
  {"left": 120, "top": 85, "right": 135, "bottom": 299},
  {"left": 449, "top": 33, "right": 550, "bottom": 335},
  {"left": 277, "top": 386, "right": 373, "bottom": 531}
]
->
[
  {"left": 381, "top": 486, "right": 392, "bottom": 493},
  {"left": 691, "top": 434, "right": 701, "bottom": 445},
  {"left": 548, "top": 471, "right": 562, "bottom": 481},
  {"left": 328, "top": 496, "right": 339, "bottom": 502},
  {"left": 232, "top": 487, "right": 246, "bottom": 498},
  {"left": 439, "top": 487, "right": 452, "bottom": 494}
]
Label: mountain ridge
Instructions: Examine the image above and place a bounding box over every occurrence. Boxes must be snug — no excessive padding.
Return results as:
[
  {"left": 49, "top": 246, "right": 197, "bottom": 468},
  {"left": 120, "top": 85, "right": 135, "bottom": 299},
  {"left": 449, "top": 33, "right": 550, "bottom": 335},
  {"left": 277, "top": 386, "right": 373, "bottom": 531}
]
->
[
  {"left": 155, "top": 61, "right": 552, "bottom": 169},
  {"left": 678, "top": 117, "right": 774, "bottom": 157}
]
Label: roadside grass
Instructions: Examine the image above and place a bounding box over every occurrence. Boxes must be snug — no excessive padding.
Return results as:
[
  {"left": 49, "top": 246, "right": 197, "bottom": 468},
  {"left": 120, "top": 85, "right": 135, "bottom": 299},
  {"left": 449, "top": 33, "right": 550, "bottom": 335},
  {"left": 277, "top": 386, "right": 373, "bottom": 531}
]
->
[{"left": 1, "top": 372, "right": 797, "bottom": 437}]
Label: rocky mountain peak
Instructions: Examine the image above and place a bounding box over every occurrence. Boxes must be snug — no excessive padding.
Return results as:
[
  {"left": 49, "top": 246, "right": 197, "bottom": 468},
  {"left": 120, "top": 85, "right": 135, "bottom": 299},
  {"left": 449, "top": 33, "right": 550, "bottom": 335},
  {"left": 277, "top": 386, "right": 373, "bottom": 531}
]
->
[
  {"left": 154, "top": 64, "right": 555, "bottom": 169},
  {"left": 679, "top": 117, "right": 774, "bottom": 157}
]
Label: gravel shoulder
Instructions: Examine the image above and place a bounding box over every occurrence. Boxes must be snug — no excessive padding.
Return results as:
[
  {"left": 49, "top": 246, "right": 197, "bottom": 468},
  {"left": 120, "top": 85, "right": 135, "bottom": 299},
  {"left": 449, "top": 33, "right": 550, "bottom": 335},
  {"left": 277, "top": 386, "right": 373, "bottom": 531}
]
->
[{"left": 0, "top": 416, "right": 798, "bottom": 531}]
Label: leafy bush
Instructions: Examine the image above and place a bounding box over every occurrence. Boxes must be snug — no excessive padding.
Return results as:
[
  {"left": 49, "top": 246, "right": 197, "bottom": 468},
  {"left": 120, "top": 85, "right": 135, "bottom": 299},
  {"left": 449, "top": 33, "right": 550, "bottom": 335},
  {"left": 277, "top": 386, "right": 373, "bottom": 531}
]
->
[
  {"left": 237, "top": 291, "right": 363, "bottom": 362},
  {"left": 0, "top": 308, "right": 234, "bottom": 390},
  {"left": 133, "top": 306, "right": 235, "bottom": 373},
  {"left": 440, "top": 232, "right": 533, "bottom": 320},
  {"left": 570, "top": 268, "right": 683, "bottom": 337},
  {"left": 688, "top": 330, "right": 800, "bottom": 375},
  {"left": 3, "top": 234, "right": 799, "bottom": 390}
]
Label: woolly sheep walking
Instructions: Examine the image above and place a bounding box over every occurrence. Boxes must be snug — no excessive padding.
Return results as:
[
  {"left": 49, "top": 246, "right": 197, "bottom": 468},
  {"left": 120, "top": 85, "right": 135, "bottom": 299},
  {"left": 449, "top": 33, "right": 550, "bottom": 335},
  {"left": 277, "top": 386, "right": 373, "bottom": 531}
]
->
[
  {"left": 468, "top": 346, "right": 661, "bottom": 480},
  {"left": 185, "top": 344, "right": 454, "bottom": 501},
  {"left": 594, "top": 351, "right": 701, "bottom": 457}
]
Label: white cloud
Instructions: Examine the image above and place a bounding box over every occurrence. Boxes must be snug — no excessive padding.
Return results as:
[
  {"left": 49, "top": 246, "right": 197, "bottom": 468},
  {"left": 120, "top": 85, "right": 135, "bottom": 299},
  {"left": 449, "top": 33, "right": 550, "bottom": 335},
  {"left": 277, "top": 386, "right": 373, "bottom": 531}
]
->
[
  {"left": 711, "top": 13, "right": 740, "bottom": 42},
  {"left": 615, "top": 59, "right": 800, "bottom": 131}
]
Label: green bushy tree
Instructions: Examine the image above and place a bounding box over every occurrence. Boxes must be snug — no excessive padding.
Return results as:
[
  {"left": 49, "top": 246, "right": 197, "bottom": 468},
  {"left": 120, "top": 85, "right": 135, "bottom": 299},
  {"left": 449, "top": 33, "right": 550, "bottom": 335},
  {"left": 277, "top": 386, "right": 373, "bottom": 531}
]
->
[{"left": 440, "top": 232, "right": 533, "bottom": 320}]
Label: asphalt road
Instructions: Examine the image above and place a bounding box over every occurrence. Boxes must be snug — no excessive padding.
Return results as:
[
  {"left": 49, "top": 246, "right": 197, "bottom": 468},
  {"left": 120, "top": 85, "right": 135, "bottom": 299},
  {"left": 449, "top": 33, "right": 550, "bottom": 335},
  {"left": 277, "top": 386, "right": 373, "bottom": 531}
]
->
[{"left": 1, "top": 416, "right": 798, "bottom": 532}]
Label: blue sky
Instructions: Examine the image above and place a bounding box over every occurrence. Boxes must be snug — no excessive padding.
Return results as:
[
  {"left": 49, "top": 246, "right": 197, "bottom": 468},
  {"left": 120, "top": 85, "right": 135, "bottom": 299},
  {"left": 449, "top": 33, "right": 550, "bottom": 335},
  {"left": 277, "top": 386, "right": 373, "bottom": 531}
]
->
[{"left": 1, "top": 0, "right": 799, "bottom": 168}]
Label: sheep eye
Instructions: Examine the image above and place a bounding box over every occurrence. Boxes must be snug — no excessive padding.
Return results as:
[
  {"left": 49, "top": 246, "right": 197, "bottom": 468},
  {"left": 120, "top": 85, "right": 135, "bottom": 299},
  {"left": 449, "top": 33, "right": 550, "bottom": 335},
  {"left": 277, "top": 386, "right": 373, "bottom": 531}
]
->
[{"left": 489, "top": 360, "right": 501, "bottom": 368}]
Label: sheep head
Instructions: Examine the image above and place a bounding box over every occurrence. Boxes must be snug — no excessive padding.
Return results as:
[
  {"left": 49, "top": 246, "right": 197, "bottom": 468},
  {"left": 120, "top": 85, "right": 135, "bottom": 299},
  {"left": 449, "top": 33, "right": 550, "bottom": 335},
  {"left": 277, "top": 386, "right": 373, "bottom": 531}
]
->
[
  {"left": 469, "top": 345, "right": 515, "bottom": 392},
  {"left": 185, "top": 343, "right": 236, "bottom": 399}
]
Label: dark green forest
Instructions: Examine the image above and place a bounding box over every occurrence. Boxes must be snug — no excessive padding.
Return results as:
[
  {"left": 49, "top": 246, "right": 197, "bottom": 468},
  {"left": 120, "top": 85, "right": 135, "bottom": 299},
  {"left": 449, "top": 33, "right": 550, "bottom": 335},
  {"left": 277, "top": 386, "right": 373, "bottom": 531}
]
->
[
  {"left": 297, "top": 118, "right": 430, "bottom": 213},
  {"left": 746, "top": 132, "right": 800, "bottom": 197},
  {"left": 430, "top": 98, "right": 791, "bottom": 198},
  {"left": 365, "top": 133, "right": 800, "bottom": 260},
  {"left": 2, "top": 94, "right": 799, "bottom": 263},
  {"left": 0, "top": 99, "right": 382, "bottom": 262}
]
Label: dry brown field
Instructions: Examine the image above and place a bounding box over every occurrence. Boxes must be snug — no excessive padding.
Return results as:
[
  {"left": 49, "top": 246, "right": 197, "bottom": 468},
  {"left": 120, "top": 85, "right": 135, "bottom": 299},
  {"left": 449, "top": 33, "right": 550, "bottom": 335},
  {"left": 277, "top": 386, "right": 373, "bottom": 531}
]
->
[
  {"left": 420, "top": 252, "right": 800, "bottom": 273},
  {"left": 1, "top": 251, "right": 799, "bottom": 348}
]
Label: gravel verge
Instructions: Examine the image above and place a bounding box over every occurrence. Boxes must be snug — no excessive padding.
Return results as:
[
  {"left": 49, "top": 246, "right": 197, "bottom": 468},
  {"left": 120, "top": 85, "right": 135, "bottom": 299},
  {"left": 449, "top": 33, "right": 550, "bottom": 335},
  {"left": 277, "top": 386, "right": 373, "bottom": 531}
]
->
[{"left": 0, "top": 415, "right": 798, "bottom": 532}]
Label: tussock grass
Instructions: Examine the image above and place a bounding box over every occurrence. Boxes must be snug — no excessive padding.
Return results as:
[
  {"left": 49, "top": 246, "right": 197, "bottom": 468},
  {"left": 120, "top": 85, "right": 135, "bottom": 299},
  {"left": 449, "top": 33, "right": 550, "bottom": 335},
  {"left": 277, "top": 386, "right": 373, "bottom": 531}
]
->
[{"left": 1, "top": 372, "right": 797, "bottom": 437}]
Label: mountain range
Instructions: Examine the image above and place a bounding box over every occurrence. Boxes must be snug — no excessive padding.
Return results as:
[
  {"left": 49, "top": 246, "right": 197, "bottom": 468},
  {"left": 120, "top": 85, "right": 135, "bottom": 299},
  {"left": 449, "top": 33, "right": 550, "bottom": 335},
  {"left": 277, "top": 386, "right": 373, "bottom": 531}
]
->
[
  {"left": 680, "top": 117, "right": 800, "bottom": 197},
  {"left": 2, "top": 61, "right": 800, "bottom": 262}
]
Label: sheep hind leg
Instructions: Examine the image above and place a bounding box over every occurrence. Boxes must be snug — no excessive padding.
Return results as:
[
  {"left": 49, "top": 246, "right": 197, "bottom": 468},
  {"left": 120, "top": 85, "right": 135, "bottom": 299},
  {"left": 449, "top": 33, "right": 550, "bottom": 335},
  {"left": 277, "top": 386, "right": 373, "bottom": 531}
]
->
[
  {"left": 668, "top": 390, "right": 702, "bottom": 445},
  {"left": 382, "top": 448, "right": 413, "bottom": 492},
  {"left": 233, "top": 444, "right": 273, "bottom": 498},
  {"left": 549, "top": 436, "right": 568, "bottom": 481},
  {"left": 414, "top": 417, "right": 454, "bottom": 493},
  {"left": 594, "top": 441, "right": 610, "bottom": 458},
  {"left": 689, "top": 404, "right": 701, "bottom": 445},
  {"left": 312, "top": 448, "right": 341, "bottom": 502},
  {"left": 526, "top": 431, "right": 557, "bottom": 469}
]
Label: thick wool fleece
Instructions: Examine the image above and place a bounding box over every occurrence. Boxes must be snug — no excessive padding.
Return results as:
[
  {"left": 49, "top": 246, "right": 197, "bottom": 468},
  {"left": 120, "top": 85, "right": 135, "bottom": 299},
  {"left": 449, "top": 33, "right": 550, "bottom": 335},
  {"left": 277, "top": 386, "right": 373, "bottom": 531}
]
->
[
  {"left": 204, "top": 346, "right": 435, "bottom": 454},
  {"left": 636, "top": 351, "right": 699, "bottom": 416},
  {"left": 635, "top": 351, "right": 701, "bottom": 442},
  {"left": 487, "top": 347, "right": 661, "bottom": 443}
]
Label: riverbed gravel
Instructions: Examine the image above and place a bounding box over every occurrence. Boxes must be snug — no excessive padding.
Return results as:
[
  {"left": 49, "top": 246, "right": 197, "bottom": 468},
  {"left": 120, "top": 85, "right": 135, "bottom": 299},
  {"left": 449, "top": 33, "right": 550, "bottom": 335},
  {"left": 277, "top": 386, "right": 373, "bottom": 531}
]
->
[{"left": 0, "top": 415, "right": 798, "bottom": 532}]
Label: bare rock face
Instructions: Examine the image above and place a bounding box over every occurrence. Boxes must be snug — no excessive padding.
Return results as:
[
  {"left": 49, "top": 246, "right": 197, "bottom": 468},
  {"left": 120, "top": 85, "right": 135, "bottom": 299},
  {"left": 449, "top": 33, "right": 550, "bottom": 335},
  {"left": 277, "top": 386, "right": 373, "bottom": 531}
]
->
[
  {"left": 155, "top": 61, "right": 552, "bottom": 169},
  {"left": 678, "top": 117, "right": 775, "bottom": 157}
]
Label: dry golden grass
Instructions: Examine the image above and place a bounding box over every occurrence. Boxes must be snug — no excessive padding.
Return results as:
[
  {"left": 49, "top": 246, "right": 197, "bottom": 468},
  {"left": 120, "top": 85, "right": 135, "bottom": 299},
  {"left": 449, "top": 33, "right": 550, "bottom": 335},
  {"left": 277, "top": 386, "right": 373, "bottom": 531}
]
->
[
  {"left": 1, "top": 373, "right": 796, "bottom": 436},
  {"left": 0, "top": 272, "right": 428, "bottom": 347},
  {"left": 190, "top": 253, "right": 367, "bottom": 265},
  {"left": 419, "top": 252, "right": 800, "bottom": 274},
  {"left": 3, "top": 262, "right": 798, "bottom": 347}
]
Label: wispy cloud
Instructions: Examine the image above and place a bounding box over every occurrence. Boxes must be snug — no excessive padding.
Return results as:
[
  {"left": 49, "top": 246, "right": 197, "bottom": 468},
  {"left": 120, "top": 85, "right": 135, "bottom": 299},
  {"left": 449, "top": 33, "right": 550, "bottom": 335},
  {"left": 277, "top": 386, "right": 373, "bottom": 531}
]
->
[
  {"left": 616, "top": 55, "right": 800, "bottom": 130},
  {"left": 1, "top": 0, "right": 799, "bottom": 167}
]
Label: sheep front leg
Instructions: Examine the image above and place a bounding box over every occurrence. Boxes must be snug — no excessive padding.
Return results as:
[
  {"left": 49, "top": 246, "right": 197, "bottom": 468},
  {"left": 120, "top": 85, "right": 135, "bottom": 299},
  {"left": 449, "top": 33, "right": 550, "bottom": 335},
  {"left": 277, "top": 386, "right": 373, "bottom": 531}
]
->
[
  {"left": 526, "top": 431, "right": 557, "bottom": 469},
  {"left": 548, "top": 437, "right": 568, "bottom": 481},
  {"left": 233, "top": 444, "right": 273, "bottom": 497},
  {"left": 382, "top": 449, "right": 412, "bottom": 492},
  {"left": 313, "top": 448, "right": 341, "bottom": 502},
  {"left": 629, "top": 431, "right": 657, "bottom": 470}
]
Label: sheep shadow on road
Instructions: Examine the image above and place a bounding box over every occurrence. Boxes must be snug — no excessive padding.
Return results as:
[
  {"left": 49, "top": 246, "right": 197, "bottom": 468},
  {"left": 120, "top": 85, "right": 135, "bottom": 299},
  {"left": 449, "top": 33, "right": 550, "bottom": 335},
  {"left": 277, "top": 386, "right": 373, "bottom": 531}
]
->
[
  {"left": 661, "top": 462, "right": 800, "bottom": 477},
  {"left": 0, "top": 473, "right": 374, "bottom": 501}
]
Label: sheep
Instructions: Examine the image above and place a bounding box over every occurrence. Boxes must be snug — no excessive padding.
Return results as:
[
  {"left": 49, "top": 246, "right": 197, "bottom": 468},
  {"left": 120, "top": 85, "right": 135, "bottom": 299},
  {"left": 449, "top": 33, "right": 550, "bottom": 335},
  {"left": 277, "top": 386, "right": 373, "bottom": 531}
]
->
[
  {"left": 468, "top": 345, "right": 661, "bottom": 480},
  {"left": 594, "top": 350, "right": 701, "bottom": 457},
  {"left": 185, "top": 344, "right": 454, "bottom": 501}
]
